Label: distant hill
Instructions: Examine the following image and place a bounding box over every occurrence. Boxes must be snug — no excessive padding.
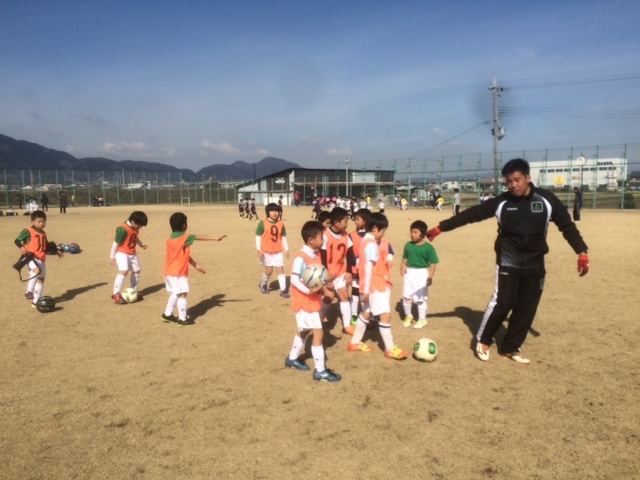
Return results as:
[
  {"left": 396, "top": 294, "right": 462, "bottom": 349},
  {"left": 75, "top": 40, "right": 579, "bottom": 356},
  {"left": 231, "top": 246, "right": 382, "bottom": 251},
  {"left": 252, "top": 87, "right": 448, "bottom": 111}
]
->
[{"left": 0, "top": 134, "right": 300, "bottom": 181}]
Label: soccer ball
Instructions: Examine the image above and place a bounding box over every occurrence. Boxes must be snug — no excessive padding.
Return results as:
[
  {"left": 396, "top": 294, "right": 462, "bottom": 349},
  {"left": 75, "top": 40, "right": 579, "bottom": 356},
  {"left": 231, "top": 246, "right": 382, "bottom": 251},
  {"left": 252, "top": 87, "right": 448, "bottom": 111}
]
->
[
  {"left": 36, "top": 296, "right": 56, "bottom": 313},
  {"left": 67, "top": 243, "right": 80, "bottom": 254},
  {"left": 413, "top": 337, "right": 438, "bottom": 362},
  {"left": 121, "top": 288, "right": 138, "bottom": 303},
  {"left": 301, "top": 265, "right": 330, "bottom": 289}
]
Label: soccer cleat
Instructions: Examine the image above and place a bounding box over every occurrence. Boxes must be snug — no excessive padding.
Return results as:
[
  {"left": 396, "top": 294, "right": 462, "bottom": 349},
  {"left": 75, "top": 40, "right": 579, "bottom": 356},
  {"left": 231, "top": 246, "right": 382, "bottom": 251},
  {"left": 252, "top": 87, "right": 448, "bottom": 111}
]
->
[
  {"left": 402, "top": 315, "right": 414, "bottom": 328},
  {"left": 259, "top": 283, "right": 269, "bottom": 294},
  {"left": 384, "top": 345, "right": 409, "bottom": 360},
  {"left": 176, "top": 318, "right": 195, "bottom": 326},
  {"left": 313, "top": 369, "right": 342, "bottom": 382},
  {"left": 31, "top": 302, "right": 37, "bottom": 309},
  {"left": 161, "top": 313, "right": 177, "bottom": 323},
  {"left": 350, "top": 315, "right": 358, "bottom": 326},
  {"left": 111, "top": 293, "right": 126, "bottom": 304},
  {"left": 475, "top": 342, "right": 490, "bottom": 362},
  {"left": 24, "top": 292, "right": 34, "bottom": 300},
  {"left": 413, "top": 320, "right": 428, "bottom": 329},
  {"left": 285, "top": 357, "right": 311, "bottom": 371},
  {"left": 503, "top": 352, "right": 530, "bottom": 365},
  {"left": 280, "top": 289, "right": 290, "bottom": 299},
  {"left": 342, "top": 325, "right": 355, "bottom": 336},
  {"left": 347, "top": 342, "right": 375, "bottom": 353}
]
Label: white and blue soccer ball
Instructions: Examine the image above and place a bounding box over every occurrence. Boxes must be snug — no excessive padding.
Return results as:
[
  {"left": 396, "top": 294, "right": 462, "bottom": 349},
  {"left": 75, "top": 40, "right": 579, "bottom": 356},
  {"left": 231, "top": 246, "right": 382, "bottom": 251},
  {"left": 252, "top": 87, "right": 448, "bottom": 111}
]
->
[{"left": 301, "top": 265, "right": 330, "bottom": 289}]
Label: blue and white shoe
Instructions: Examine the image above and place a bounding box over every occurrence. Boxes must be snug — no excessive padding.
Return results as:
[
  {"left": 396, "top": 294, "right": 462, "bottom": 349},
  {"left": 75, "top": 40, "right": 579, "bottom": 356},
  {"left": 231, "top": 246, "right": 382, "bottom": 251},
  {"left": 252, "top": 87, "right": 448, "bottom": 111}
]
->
[
  {"left": 259, "top": 283, "right": 269, "bottom": 294},
  {"left": 313, "top": 369, "right": 342, "bottom": 382},
  {"left": 285, "top": 357, "right": 310, "bottom": 371},
  {"left": 280, "top": 289, "right": 290, "bottom": 299}
]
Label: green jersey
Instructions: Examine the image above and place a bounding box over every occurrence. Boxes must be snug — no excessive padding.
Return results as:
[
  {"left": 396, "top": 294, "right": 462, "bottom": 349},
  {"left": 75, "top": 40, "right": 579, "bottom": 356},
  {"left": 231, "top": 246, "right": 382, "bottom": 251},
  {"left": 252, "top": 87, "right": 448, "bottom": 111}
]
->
[{"left": 402, "top": 241, "right": 439, "bottom": 268}]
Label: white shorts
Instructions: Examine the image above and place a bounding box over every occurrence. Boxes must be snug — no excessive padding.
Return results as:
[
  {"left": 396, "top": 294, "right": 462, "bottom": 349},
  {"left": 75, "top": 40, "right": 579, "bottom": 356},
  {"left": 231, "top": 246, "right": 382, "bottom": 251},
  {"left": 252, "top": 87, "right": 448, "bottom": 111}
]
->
[
  {"left": 332, "top": 272, "right": 348, "bottom": 290},
  {"left": 115, "top": 252, "right": 141, "bottom": 272},
  {"left": 165, "top": 275, "right": 190, "bottom": 294},
  {"left": 295, "top": 310, "right": 322, "bottom": 331},
  {"left": 261, "top": 252, "right": 284, "bottom": 267},
  {"left": 28, "top": 258, "right": 46, "bottom": 280},
  {"left": 402, "top": 268, "right": 428, "bottom": 302},
  {"left": 361, "top": 288, "right": 391, "bottom": 316}
]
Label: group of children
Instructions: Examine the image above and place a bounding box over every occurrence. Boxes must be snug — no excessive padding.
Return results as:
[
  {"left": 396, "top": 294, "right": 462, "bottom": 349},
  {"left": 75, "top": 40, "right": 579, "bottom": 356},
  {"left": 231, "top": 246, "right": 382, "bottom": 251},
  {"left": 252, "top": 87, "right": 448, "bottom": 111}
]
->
[
  {"left": 238, "top": 198, "right": 259, "bottom": 220},
  {"left": 253, "top": 203, "right": 440, "bottom": 383},
  {"left": 15, "top": 203, "right": 439, "bottom": 384},
  {"left": 16, "top": 209, "right": 226, "bottom": 326}
]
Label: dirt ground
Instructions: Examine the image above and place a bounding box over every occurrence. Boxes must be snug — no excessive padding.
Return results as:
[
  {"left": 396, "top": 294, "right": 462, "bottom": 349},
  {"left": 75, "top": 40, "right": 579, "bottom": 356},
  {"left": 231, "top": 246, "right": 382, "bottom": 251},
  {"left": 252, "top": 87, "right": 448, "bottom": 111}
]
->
[{"left": 1, "top": 204, "right": 638, "bottom": 480}]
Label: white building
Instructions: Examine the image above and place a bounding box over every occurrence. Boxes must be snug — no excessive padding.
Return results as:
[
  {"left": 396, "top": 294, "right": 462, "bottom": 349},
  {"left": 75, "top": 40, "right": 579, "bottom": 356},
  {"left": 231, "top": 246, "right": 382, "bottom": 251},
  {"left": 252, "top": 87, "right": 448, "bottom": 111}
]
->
[{"left": 529, "top": 157, "right": 626, "bottom": 191}]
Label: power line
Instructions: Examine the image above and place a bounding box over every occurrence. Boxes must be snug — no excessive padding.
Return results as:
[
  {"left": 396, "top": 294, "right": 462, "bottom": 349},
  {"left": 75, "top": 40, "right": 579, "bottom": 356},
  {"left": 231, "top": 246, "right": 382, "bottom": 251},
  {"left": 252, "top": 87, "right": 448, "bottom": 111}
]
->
[
  {"left": 500, "top": 107, "right": 640, "bottom": 119},
  {"left": 506, "top": 73, "right": 640, "bottom": 90}
]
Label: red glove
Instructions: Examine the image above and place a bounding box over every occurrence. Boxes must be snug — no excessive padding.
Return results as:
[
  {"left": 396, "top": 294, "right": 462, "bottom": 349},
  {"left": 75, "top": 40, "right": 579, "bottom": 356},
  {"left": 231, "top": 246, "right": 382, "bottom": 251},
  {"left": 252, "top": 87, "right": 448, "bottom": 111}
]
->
[
  {"left": 577, "top": 254, "right": 590, "bottom": 277},
  {"left": 426, "top": 226, "right": 441, "bottom": 241}
]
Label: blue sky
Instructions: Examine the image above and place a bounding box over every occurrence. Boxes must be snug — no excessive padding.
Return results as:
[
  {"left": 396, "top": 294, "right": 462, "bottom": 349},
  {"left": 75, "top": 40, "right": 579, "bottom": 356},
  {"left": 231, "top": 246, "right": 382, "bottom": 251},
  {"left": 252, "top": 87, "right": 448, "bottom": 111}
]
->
[{"left": 2, "top": 0, "right": 639, "bottom": 171}]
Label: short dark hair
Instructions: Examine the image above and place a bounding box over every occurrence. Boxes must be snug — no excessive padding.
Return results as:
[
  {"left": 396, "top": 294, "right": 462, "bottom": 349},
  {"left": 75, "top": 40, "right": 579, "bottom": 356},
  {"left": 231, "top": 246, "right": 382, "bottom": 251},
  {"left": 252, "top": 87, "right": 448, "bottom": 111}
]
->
[
  {"left": 330, "top": 207, "right": 349, "bottom": 224},
  {"left": 410, "top": 220, "right": 428, "bottom": 237},
  {"left": 129, "top": 211, "right": 148, "bottom": 227},
  {"left": 317, "top": 210, "right": 331, "bottom": 225},
  {"left": 366, "top": 212, "right": 389, "bottom": 232},
  {"left": 301, "top": 221, "right": 324, "bottom": 243},
  {"left": 265, "top": 203, "right": 279, "bottom": 215},
  {"left": 502, "top": 158, "right": 530, "bottom": 177},
  {"left": 31, "top": 210, "right": 46, "bottom": 221},
  {"left": 354, "top": 208, "right": 371, "bottom": 222},
  {"left": 169, "top": 212, "right": 188, "bottom": 232}
]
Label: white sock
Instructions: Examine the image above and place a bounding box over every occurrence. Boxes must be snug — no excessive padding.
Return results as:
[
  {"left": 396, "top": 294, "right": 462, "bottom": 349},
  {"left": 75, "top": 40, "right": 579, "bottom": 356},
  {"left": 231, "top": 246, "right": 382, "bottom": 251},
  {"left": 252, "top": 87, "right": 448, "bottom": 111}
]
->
[
  {"left": 277, "top": 274, "right": 287, "bottom": 291},
  {"left": 312, "top": 345, "right": 325, "bottom": 372},
  {"left": 402, "top": 299, "right": 413, "bottom": 317},
  {"left": 350, "top": 296, "right": 359, "bottom": 316},
  {"left": 177, "top": 297, "right": 188, "bottom": 320},
  {"left": 351, "top": 315, "right": 369, "bottom": 344},
  {"left": 260, "top": 273, "right": 270, "bottom": 286},
  {"left": 379, "top": 322, "right": 394, "bottom": 351},
  {"left": 27, "top": 275, "right": 38, "bottom": 294},
  {"left": 319, "top": 298, "right": 331, "bottom": 320},
  {"left": 340, "top": 301, "right": 352, "bottom": 328},
  {"left": 288, "top": 335, "right": 305, "bottom": 360},
  {"left": 131, "top": 273, "right": 140, "bottom": 291},
  {"left": 417, "top": 301, "right": 427, "bottom": 320},
  {"left": 33, "top": 282, "right": 44, "bottom": 304},
  {"left": 164, "top": 293, "right": 177, "bottom": 316},
  {"left": 113, "top": 274, "right": 126, "bottom": 295}
]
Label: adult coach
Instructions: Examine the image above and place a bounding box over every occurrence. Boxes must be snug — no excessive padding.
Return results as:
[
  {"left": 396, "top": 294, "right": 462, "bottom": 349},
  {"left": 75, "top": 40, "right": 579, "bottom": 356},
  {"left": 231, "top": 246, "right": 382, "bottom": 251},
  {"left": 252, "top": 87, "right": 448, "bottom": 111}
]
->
[{"left": 427, "top": 158, "right": 589, "bottom": 364}]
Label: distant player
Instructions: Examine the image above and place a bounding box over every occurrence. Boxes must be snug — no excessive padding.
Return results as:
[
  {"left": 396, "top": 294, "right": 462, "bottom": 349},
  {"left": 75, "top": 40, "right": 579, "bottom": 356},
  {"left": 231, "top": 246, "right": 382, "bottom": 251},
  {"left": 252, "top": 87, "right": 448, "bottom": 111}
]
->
[
  {"left": 401, "top": 220, "right": 439, "bottom": 329},
  {"left": 15, "top": 210, "right": 63, "bottom": 307},
  {"left": 244, "top": 199, "right": 250, "bottom": 219},
  {"left": 348, "top": 213, "right": 408, "bottom": 359},
  {"left": 110, "top": 211, "right": 148, "bottom": 304},
  {"left": 285, "top": 221, "right": 341, "bottom": 382},
  {"left": 238, "top": 199, "right": 245, "bottom": 218},
  {"left": 256, "top": 203, "right": 290, "bottom": 297},
  {"left": 250, "top": 198, "right": 258, "bottom": 220},
  {"left": 162, "top": 212, "right": 226, "bottom": 325},
  {"left": 320, "top": 207, "right": 355, "bottom": 334}
]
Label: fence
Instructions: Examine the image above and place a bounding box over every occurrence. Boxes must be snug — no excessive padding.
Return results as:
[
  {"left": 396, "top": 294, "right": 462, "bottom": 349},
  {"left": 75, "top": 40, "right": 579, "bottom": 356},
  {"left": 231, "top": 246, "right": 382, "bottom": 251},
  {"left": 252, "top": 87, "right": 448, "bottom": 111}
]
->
[{"left": 2, "top": 143, "right": 639, "bottom": 210}]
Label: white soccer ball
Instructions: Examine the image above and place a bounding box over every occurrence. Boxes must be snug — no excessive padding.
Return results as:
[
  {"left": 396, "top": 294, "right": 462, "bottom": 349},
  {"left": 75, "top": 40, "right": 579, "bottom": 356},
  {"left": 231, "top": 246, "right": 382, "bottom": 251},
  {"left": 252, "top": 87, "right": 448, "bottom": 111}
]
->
[
  {"left": 301, "top": 265, "right": 330, "bottom": 289},
  {"left": 121, "top": 288, "right": 138, "bottom": 303},
  {"left": 413, "top": 337, "right": 438, "bottom": 362}
]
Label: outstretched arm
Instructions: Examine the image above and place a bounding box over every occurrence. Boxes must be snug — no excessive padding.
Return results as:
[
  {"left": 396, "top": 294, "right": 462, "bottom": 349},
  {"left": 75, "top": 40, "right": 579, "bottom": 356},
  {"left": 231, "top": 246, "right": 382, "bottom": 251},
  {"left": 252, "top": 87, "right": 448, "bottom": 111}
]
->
[{"left": 195, "top": 234, "right": 227, "bottom": 241}]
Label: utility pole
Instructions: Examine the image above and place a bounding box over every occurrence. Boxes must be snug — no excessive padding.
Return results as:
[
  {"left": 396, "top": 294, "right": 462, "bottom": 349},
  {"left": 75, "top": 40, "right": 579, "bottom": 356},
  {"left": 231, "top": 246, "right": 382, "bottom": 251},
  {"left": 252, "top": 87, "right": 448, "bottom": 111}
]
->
[{"left": 490, "top": 77, "right": 506, "bottom": 196}]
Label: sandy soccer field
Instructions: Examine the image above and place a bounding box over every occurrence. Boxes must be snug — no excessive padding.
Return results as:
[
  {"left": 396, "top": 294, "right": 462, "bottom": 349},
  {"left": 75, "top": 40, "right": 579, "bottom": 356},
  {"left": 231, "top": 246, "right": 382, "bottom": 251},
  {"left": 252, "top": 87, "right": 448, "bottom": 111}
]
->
[{"left": 1, "top": 204, "right": 639, "bottom": 479}]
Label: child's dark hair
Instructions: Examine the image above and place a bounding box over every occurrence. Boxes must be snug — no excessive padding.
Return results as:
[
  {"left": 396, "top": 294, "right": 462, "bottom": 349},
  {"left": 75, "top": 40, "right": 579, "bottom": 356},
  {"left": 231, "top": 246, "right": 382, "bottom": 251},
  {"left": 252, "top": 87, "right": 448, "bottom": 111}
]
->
[
  {"left": 354, "top": 208, "right": 371, "bottom": 222},
  {"left": 317, "top": 210, "right": 331, "bottom": 225},
  {"left": 31, "top": 210, "right": 46, "bottom": 221},
  {"left": 265, "top": 203, "right": 279, "bottom": 215},
  {"left": 366, "top": 212, "right": 389, "bottom": 232},
  {"left": 330, "top": 207, "right": 349, "bottom": 224},
  {"left": 169, "top": 212, "right": 188, "bottom": 232},
  {"left": 301, "top": 221, "right": 324, "bottom": 243},
  {"left": 410, "top": 220, "right": 428, "bottom": 237},
  {"left": 129, "top": 211, "right": 148, "bottom": 227}
]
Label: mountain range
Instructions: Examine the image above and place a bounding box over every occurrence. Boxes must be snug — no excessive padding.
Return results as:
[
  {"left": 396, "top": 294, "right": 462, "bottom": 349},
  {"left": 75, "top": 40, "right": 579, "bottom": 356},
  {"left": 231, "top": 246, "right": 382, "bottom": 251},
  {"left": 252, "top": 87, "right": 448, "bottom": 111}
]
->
[{"left": 0, "top": 134, "right": 300, "bottom": 181}]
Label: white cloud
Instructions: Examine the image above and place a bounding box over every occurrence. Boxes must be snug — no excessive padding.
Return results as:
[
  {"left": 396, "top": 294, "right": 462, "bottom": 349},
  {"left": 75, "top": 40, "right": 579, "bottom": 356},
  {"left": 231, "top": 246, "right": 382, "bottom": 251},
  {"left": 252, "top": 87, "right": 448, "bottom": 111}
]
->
[
  {"left": 431, "top": 128, "right": 446, "bottom": 137},
  {"left": 251, "top": 148, "right": 269, "bottom": 156},
  {"left": 200, "top": 140, "right": 240, "bottom": 155},
  {"left": 64, "top": 145, "right": 75, "bottom": 154},
  {"left": 104, "top": 141, "right": 147, "bottom": 155},
  {"left": 326, "top": 148, "right": 353, "bottom": 157}
]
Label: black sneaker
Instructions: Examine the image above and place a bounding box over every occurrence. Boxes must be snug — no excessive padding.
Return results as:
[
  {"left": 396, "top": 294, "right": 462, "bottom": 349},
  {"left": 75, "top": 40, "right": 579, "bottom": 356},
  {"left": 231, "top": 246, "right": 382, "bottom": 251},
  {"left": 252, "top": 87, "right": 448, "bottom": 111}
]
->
[
  {"left": 280, "top": 289, "right": 290, "bottom": 299},
  {"left": 176, "top": 318, "right": 195, "bottom": 326},
  {"left": 161, "top": 313, "right": 177, "bottom": 323}
]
